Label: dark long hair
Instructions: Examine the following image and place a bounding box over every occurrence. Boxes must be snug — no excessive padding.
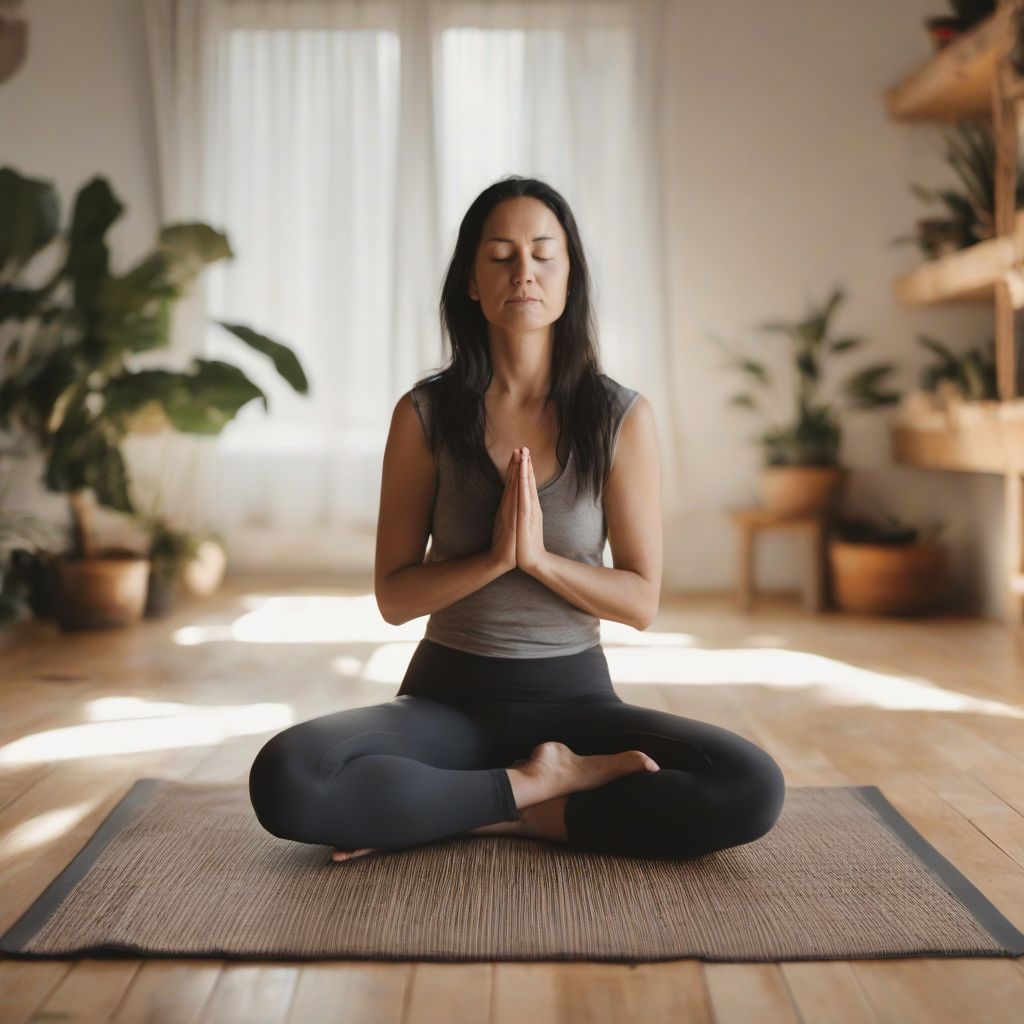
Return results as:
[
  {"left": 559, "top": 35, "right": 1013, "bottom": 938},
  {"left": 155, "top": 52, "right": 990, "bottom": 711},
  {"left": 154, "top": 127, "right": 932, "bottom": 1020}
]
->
[{"left": 412, "top": 175, "right": 619, "bottom": 505}]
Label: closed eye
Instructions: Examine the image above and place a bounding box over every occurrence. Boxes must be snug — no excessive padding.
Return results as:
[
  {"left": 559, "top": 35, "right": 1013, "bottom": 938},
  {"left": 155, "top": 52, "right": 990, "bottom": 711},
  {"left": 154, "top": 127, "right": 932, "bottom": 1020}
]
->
[{"left": 493, "top": 257, "right": 553, "bottom": 262}]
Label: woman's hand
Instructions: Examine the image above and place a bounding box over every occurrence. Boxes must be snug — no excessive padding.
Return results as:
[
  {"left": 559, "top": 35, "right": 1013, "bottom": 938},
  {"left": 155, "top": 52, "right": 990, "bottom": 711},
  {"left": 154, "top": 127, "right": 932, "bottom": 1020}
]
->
[
  {"left": 489, "top": 449, "right": 520, "bottom": 573},
  {"left": 516, "top": 447, "right": 548, "bottom": 574}
]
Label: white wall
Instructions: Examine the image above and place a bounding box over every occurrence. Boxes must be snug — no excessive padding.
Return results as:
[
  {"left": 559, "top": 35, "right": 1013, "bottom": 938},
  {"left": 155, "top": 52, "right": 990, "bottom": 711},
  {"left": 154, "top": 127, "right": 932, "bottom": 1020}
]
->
[
  {"left": 659, "top": 0, "right": 1006, "bottom": 618},
  {"left": 0, "top": 0, "right": 1009, "bottom": 617}
]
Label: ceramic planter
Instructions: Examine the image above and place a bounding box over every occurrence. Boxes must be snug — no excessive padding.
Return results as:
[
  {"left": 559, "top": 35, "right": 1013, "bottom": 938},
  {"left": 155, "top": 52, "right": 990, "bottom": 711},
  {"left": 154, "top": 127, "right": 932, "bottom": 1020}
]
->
[
  {"left": 828, "top": 540, "right": 949, "bottom": 615},
  {"left": 53, "top": 550, "right": 151, "bottom": 631},
  {"left": 758, "top": 465, "right": 846, "bottom": 516}
]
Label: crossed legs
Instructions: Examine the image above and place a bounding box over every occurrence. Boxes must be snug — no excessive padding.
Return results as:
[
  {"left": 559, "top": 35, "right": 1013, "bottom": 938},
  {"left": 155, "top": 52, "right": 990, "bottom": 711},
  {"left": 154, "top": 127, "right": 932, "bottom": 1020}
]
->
[{"left": 249, "top": 693, "right": 786, "bottom": 863}]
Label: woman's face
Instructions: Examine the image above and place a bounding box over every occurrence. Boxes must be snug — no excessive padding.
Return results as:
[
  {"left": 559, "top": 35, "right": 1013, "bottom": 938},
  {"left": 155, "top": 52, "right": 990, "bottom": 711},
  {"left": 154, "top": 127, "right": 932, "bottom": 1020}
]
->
[{"left": 468, "top": 196, "right": 571, "bottom": 330}]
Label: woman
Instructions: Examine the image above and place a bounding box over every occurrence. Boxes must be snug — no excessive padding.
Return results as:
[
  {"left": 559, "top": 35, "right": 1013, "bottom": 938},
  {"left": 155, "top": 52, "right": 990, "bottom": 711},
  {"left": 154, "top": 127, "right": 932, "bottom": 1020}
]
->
[{"left": 248, "top": 176, "right": 786, "bottom": 863}]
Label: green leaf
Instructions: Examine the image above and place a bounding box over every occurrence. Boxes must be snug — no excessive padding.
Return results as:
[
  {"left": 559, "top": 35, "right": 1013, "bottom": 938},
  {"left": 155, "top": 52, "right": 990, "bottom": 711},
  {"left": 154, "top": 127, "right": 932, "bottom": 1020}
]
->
[
  {"left": 45, "top": 418, "right": 134, "bottom": 515},
  {"left": 795, "top": 350, "right": 819, "bottom": 381},
  {"left": 754, "top": 319, "right": 802, "bottom": 345},
  {"left": 829, "top": 335, "right": 863, "bottom": 354},
  {"left": 916, "top": 333, "right": 959, "bottom": 363},
  {"left": 64, "top": 176, "right": 124, "bottom": 318},
  {"left": 105, "top": 360, "right": 269, "bottom": 435},
  {"left": 842, "top": 363, "right": 901, "bottom": 408},
  {"left": 727, "top": 393, "right": 759, "bottom": 410},
  {"left": 214, "top": 321, "right": 310, "bottom": 394},
  {"left": 157, "top": 223, "right": 234, "bottom": 291},
  {"left": 0, "top": 166, "right": 60, "bottom": 277},
  {"left": 94, "top": 296, "right": 171, "bottom": 358},
  {"left": 737, "top": 358, "right": 770, "bottom": 386}
]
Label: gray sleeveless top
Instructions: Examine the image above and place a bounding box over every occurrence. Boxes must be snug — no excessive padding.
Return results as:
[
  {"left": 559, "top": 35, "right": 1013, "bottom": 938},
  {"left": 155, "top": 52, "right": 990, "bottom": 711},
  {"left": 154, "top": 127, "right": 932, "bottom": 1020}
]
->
[{"left": 409, "top": 374, "right": 641, "bottom": 659}]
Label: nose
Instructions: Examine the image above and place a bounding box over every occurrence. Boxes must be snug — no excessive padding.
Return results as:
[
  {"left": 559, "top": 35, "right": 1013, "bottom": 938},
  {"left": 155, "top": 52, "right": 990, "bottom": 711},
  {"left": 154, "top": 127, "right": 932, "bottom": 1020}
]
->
[{"left": 511, "top": 253, "right": 534, "bottom": 286}]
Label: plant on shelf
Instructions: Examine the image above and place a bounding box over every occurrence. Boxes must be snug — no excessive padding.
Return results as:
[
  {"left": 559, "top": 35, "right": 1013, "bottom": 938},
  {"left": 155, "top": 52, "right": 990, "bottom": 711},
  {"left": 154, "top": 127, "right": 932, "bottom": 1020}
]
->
[
  {"left": 889, "top": 121, "right": 1024, "bottom": 259},
  {"left": 828, "top": 506, "right": 950, "bottom": 616},
  {"left": 916, "top": 332, "right": 998, "bottom": 401},
  {"left": 0, "top": 165, "right": 310, "bottom": 630},
  {"left": 925, "top": 0, "right": 997, "bottom": 52},
  {"left": 894, "top": 330, "right": 1008, "bottom": 428},
  {"left": 708, "top": 285, "right": 901, "bottom": 516}
]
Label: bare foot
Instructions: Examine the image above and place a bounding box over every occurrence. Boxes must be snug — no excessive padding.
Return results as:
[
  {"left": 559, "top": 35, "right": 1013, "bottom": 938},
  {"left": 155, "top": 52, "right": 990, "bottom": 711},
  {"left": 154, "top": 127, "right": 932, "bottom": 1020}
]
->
[
  {"left": 508, "top": 741, "right": 659, "bottom": 809},
  {"left": 331, "top": 846, "right": 376, "bottom": 862}
]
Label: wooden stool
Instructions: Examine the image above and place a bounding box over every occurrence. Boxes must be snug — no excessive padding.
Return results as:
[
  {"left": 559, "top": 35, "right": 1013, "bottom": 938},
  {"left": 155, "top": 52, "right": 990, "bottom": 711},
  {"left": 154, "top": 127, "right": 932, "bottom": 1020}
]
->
[{"left": 729, "top": 506, "right": 827, "bottom": 612}]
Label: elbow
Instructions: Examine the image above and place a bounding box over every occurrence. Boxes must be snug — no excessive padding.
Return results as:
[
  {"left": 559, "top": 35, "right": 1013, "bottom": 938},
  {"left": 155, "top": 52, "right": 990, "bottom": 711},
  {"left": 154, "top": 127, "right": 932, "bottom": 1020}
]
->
[
  {"left": 633, "top": 597, "right": 659, "bottom": 631},
  {"left": 376, "top": 590, "right": 401, "bottom": 626}
]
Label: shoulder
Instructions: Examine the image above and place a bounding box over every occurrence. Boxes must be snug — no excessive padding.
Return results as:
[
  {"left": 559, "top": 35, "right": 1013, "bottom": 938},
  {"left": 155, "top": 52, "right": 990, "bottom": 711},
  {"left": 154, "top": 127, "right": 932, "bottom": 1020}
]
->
[
  {"left": 407, "top": 374, "right": 445, "bottom": 424},
  {"left": 597, "top": 373, "right": 642, "bottom": 420}
]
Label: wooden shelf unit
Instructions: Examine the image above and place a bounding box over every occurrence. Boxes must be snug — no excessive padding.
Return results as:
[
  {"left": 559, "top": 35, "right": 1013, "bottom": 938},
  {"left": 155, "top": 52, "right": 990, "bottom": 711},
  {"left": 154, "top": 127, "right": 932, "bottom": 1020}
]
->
[{"left": 885, "top": 0, "right": 1024, "bottom": 626}]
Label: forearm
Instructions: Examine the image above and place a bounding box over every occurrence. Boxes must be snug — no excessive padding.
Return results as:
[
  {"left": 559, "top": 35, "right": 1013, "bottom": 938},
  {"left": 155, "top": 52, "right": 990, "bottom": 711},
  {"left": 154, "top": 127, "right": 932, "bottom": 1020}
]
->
[
  {"left": 526, "top": 552, "right": 656, "bottom": 629},
  {"left": 380, "top": 551, "right": 507, "bottom": 625}
]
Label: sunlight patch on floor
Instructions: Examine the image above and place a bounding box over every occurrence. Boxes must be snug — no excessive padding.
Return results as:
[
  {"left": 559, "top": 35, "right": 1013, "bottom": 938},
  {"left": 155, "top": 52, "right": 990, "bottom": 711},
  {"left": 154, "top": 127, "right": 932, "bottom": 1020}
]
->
[
  {"left": 0, "top": 701, "right": 294, "bottom": 765},
  {"left": 161, "top": 593, "right": 1024, "bottom": 722}
]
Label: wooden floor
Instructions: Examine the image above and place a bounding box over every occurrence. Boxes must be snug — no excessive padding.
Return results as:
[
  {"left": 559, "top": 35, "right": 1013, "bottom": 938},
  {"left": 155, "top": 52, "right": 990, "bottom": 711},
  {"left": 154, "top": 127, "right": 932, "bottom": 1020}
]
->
[{"left": 2, "top": 573, "right": 1024, "bottom": 1023}]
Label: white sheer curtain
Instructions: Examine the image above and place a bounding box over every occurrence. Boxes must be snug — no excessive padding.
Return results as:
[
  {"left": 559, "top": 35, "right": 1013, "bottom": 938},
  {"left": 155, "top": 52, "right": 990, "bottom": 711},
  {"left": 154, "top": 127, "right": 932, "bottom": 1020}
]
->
[{"left": 141, "top": 0, "right": 682, "bottom": 574}]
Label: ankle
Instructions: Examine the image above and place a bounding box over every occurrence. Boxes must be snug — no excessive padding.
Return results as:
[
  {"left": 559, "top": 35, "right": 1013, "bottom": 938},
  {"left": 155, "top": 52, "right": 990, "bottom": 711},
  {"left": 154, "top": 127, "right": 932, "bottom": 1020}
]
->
[{"left": 506, "top": 765, "right": 556, "bottom": 809}]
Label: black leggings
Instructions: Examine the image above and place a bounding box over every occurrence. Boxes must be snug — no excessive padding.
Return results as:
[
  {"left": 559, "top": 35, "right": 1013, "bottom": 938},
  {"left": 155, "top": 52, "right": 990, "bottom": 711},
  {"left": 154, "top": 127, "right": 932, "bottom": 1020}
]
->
[{"left": 248, "top": 638, "right": 787, "bottom": 860}]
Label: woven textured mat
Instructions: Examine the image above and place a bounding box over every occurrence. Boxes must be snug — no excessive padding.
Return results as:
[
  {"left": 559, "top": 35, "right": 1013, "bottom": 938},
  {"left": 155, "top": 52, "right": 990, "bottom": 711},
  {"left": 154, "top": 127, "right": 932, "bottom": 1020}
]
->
[{"left": 2, "top": 779, "right": 1022, "bottom": 962}]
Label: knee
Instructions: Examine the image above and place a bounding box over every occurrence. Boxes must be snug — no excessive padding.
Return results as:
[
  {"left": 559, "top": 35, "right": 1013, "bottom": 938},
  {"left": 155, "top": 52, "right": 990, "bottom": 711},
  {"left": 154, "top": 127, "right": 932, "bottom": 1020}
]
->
[
  {"left": 733, "top": 748, "right": 786, "bottom": 845},
  {"left": 248, "top": 732, "right": 307, "bottom": 840}
]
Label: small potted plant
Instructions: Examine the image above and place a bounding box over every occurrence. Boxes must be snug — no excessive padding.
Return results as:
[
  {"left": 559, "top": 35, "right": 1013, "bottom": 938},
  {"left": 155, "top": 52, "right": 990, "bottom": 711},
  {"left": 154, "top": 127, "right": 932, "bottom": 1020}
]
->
[
  {"left": 710, "top": 286, "right": 901, "bottom": 516},
  {"left": 924, "top": 2, "right": 996, "bottom": 51},
  {"left": 138, "top": 515, "right": 209, "bottom": 617},
  {"left": 828, "top": 507, "right": 949, "bottom": 616},
  {"left": 0, "top": 166, "right": 309, "bottom": 631},
  {"left": 0, "top": 503, "right": 61, "bottom": 628},
  {"left": 894, "top": 331, "right": 1007, "bottom": 463},
  {"left": 889, "top": 121, "right": 1024, "bottom": 259}
]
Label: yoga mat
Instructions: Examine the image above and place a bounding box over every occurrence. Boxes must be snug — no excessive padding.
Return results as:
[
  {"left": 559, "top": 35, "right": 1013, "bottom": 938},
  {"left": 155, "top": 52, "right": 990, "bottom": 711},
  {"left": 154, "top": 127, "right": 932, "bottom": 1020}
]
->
[{"left": 2, "top": 779, "right": 1022, "bottom": 962}]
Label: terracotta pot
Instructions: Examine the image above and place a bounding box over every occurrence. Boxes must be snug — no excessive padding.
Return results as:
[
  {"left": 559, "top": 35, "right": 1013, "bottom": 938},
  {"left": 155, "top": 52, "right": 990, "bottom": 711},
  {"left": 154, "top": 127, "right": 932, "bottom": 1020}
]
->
[
  {"left": 828, "top": 541, "right": 948, "bottom": 616},
  {"left": 759, "top": 465, "right": 846, "bottom": 516},
  {"left": 53, "top": 550, "right": 151, "bottom": 631}
]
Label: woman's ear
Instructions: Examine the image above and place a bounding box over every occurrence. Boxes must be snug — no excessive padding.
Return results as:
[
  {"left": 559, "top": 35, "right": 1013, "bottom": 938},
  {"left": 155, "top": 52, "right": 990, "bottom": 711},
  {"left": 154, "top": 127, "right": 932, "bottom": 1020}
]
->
[{"left": 468, "top": 273, "right": 478, "bottom": 302}]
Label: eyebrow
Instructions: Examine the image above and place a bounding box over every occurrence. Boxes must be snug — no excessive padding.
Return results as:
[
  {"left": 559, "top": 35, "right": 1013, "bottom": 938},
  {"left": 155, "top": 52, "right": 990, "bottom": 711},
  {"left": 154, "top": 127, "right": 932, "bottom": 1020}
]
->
[{"left": 485, "top": 235, "right": 557, "bottom": 243}]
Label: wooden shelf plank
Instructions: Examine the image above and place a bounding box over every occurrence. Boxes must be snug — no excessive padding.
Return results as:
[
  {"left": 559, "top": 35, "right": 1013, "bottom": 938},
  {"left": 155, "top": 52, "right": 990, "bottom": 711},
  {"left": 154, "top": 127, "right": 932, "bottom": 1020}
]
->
[
  {"left": 891, "top": 422, "right": 1005, "bottom": 472},
  {"left": 885, "top": 7, "right": 1012, "bottom": 122},
  {"left": 890, "top": 398, "right": 1024, "bottom": 473},
  {"left": 892, "top": 210, "right": 1024, "bottom": 307}
]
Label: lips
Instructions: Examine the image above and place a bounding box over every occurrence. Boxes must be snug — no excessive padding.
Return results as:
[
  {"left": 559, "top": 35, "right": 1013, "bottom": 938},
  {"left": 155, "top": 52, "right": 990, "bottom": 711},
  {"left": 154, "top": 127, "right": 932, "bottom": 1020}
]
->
[{"left": 507, "top": 297, "right": 539, "bottom": 305}]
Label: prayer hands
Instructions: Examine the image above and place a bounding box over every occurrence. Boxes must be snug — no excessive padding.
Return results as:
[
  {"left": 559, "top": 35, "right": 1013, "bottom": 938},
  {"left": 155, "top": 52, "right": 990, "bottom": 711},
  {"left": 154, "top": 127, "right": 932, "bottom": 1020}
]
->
[
  {"left": 515, "top": 447, "right": 547, "bottom": 574},
  {"left": 490, "top": 446, "right": 548, "bottom": 575}
]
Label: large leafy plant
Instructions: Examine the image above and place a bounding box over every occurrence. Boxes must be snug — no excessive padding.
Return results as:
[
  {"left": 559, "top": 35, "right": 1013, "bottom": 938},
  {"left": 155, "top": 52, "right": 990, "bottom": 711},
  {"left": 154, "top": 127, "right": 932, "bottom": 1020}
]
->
[
  {"left": 709, "top": 286, "right": 901, "bottom": 467},
  {"left": 0, "top": 166, "right": 309, "bottom": 558}
]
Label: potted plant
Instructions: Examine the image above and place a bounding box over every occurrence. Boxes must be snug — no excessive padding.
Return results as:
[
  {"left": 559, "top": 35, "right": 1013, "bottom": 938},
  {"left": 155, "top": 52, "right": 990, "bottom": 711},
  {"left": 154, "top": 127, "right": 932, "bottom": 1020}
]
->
[
  {"left": 925, "top": 1, "right": 996, "bottom": 51},
  {"left": 0, "top": 502, "right": 61, "bottom": 628},
  {"left": 894, "top": 331, "right": 1009, "bottom": 464},
  {"left": 127, "top": 450, "right": 228, "bottom": 614},
  {"left": 889, "top": 121, "right": 1024, "bottom": 259},
  {"left": 709, "top": 286, "right": 901, "bottom": 516},
  {"left": 138, "top": 515, "right": 210, "bottom": 617},
  {"left": 0, "top": 166, "right": 309, "bottom": 631},
  {"left": 828, "top": 508, "right": 949, "bottom": 616}
]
